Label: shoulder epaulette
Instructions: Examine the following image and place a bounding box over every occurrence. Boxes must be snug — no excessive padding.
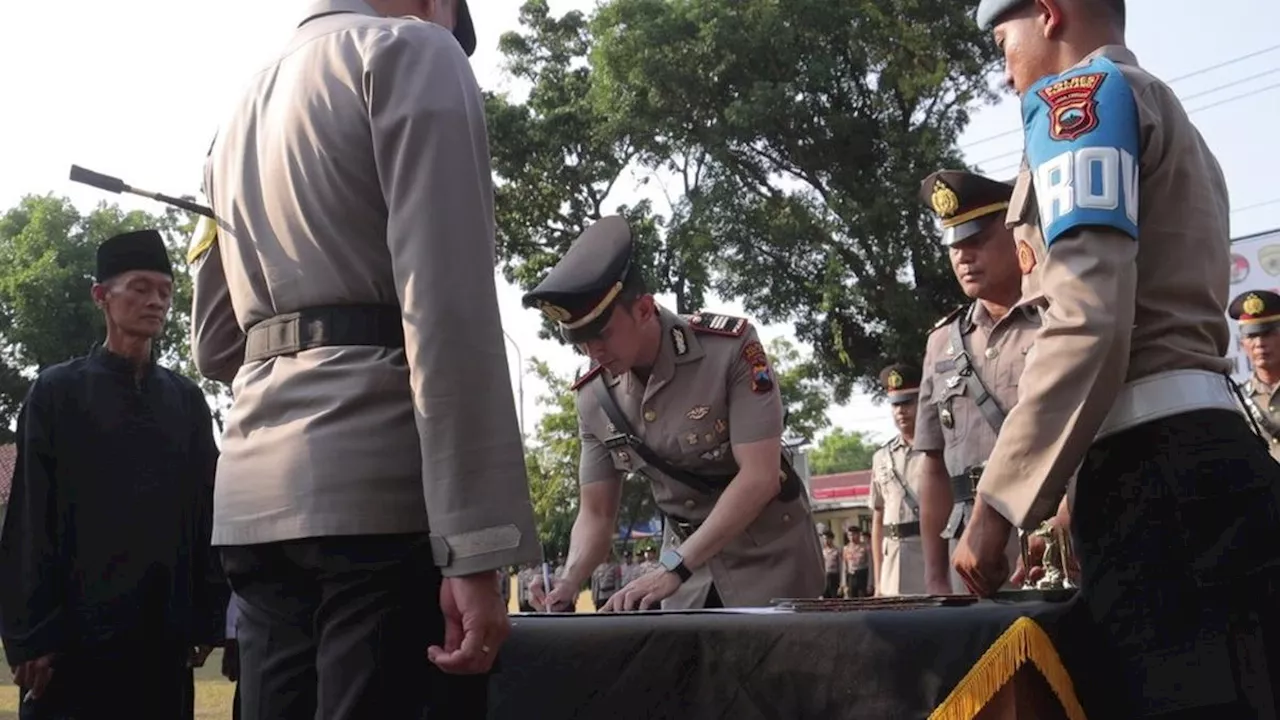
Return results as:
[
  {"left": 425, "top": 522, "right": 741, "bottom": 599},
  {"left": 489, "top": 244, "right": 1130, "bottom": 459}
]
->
[
  {"left": 571, "top": 364, "right": 605, "bottom": 391},
  {"left": 929, "top": 305, "right": 966, "bottom": 334},
  {"left": 686, "top": 312, "right": 749, "bottom": 338}
]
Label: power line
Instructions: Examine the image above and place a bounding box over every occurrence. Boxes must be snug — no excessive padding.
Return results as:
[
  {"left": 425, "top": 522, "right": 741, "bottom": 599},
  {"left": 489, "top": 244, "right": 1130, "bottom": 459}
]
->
[
  {"left": 960, "top": 43, "right": 1280, "bottom": 150},
  {"left": 977, "top": 81, "right": 1280, "bottom": 175},
  {"left": 1233, "top": 198, "right": 1280, "bottom": 215}
]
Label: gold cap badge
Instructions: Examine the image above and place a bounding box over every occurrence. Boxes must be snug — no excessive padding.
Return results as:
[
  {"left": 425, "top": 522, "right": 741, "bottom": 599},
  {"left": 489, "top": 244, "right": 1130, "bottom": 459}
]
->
[
  {"left": 539, "top": 301, "right": 571, "bottom": 322},
  {"left": 931, "top": 181, "right": 960, "bottom": 219},
  {"left": 1244, "top": 293, "right": 1266, "bottom": 316},
  {"left": 887, "top": 369, "right": 904, "bottom": 390}
]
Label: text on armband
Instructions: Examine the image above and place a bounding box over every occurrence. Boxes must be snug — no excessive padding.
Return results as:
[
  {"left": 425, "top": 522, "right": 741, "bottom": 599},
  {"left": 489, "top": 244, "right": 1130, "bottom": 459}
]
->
[{"left": 1034, "top": 146, "right": 1138, "bottom": 228}]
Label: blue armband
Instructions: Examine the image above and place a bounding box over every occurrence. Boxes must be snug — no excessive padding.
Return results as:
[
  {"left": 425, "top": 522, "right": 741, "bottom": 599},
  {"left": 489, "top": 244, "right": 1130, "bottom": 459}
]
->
[{"left": 1023, "top": 57, "right": 1141, "bottom": 247}]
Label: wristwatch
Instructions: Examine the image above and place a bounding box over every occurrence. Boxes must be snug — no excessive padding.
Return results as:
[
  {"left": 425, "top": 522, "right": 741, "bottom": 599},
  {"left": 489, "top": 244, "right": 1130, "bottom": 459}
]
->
[{"left": 659, "top": 549, "right": 692, "bottom": 583}]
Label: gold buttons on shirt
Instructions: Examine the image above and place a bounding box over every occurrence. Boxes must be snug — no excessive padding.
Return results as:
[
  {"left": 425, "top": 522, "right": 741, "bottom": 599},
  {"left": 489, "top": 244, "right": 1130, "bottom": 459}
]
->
[
  {"left": 782, "top": 513, "right": 792, "bottom": 523},
  {"left": 684, "top": 499, "right": 696, "bottom": 510},
  {"left": 984, "top": 347, "right": 999, "bottom": 359},
  {"left": 644, "top": 408, "right": 657, "bottom": 422}
]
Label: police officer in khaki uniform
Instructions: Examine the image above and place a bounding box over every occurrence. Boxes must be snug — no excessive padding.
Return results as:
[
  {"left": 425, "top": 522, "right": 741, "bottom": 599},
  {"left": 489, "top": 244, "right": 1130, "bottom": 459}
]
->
[
  {"left": 964, "top": 2, "right": 1280, "bottom": 716},
  {"left": 193, "top": 1, "right": 540, "bottom": 717},
  {"left": 524, "top": 216, "right": 824, "bottom": 611},
  {"left": 912, "top": 170, "right": 1040, "bottom": 595},
  {"left": 1229, "top": 290, "right": 1280, "bottom": 463},
  {"left": 869, "top": 364, "right": 926, "bottom": 596}
]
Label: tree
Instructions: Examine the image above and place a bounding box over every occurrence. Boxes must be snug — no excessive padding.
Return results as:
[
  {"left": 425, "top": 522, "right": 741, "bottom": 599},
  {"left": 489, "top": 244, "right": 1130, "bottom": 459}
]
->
[
  {"left": 523, "top": 358, "right": 658, "bottom": 559},
  {"left": 808, "top": 427, "right": 881, "bottom": 475},
  {"left": 488, "top": 0, "right": 1000, "bottom": 397},
  {"left": 485, "top": 0, "right": 721, "bottom": 337},
  {"left": 769, "top": 336, "right": 832, "bottom": 443},
  {"left": 0, "top": 194, "right": 229, "bottom": 440}
]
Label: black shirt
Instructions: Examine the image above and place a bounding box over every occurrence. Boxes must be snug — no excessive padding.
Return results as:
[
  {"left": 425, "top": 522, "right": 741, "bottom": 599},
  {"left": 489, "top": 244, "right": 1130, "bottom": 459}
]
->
[{"left": 0, "top": 346, "right": 225, "bottom": 665}]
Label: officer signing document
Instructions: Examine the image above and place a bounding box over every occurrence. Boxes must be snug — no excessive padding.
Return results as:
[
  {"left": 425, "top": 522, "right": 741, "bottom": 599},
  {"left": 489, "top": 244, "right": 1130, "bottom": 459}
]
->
[{"left": 524, "top": 217, "right": 823, "bottom": 612}]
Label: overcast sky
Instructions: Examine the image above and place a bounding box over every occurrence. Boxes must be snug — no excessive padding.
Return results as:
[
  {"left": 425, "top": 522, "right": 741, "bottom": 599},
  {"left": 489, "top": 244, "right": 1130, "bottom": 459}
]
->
[{"left": 1, "top": 0, "right": 1277, "bottom": 444}]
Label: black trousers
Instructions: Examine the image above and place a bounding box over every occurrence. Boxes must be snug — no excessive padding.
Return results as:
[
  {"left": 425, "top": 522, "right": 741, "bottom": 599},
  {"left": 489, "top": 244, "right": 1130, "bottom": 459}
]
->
[
  {"left": 17, "top": 636, "right": 190, "bottom": 720},
  {"left": 847, "top": 568, "right": 869, "bottom": 598},
  {"left": 220, "top": 533, "right": 489, "bottom": 720},
  {"left": 823, "top": 572, "right": 841, "bottom": 599},
  {"left": 1065, "top": 409, "right": 1280, "bottom": 719}
]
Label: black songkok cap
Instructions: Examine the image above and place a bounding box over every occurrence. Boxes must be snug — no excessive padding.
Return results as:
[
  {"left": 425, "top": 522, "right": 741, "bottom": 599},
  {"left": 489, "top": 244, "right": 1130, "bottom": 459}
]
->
[{"left": 96, "top": 229, "right": 173, "bottom": 283}]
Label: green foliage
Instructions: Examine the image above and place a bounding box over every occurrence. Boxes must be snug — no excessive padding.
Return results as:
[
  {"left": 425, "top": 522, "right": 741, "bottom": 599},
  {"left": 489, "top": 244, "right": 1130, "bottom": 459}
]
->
[
  {"left": 523, "top": 358, "right": 659, "bottom": 558},
  {"left": 487, "top": 0, "right": 1000, "bottom": 397},
  {"left": 769, "top": 336, "right": 832, "bottom": 443},
  {"left": 0, "top": 194, "right": 228, "bottom": 440},
  {"left": 808, "top": 427, "right": 881, "bottom": 475}
]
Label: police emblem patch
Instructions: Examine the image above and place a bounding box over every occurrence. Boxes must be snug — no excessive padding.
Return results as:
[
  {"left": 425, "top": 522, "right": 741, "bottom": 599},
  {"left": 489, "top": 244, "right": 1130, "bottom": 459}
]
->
[
  {"left": 1017, "top": 239, "right": 1037, "bottom": 274},
  {"left": 1037, "top": 72, "right": 1105, "bottom": 142},
  {"left": 1244, "top": 293, "right": 1266, "bottom": 317},
  {"left": 887, "top": 370, "right": 904, "bottom": 390}
]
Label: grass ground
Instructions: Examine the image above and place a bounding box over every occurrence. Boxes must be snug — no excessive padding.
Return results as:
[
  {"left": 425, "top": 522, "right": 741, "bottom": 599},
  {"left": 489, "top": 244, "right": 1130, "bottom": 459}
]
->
[
  {"left": 0, "top": 649, "right": 234, "bottom": 720},
  {"left": 0, "top": 582, "right": 596, "bottom": 719}
]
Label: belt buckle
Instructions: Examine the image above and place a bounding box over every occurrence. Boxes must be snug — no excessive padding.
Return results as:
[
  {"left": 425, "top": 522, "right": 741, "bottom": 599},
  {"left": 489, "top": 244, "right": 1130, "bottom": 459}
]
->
[
  {"left": 965, "top": 464, "right": 985, "bottom": 493},
  {"left": 603, "top": 434, "right": 638, "bottom": 450}
]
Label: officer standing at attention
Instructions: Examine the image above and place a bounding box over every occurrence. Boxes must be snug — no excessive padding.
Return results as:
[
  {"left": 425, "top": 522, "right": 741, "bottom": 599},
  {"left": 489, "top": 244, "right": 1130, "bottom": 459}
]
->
[
  {"left": 868, "top": 364, "right": 925, "bottom": 596},
  {"left": 192, "top": 0, "right": 540, "bottom": 718},
  {"left": 962, "top": 1, "right": 1280, "bottom": 717},
  {"left": 524, "top": 216, "right": 824, "bottom": 612},
  {"left": 1228, "top": 289, "right": 1280, "bottom": 463},
  {"left": 911, "top": 170, "right": 1040, "bottom": 595}
]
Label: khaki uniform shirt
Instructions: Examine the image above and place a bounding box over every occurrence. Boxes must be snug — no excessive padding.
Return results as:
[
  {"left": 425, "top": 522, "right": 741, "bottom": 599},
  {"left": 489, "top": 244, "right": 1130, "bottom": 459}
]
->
[
  {"left": 1239, "top": 375, "right": 1280, "bottom": 463},
  {"left": 915, "top": 302, "right": 1042, "bottom": 476},
  {"left": 193, "top": 0, "right": 539, "bottom": 576},
  {"left": 576, "top": 309, "right": 824, "bottom": 608},
  {"left": 870, "top": 436, "right": 926, "bottom": 595},
  {"left": 978, "top": 45, "right": 1232, "bottom": 529}
]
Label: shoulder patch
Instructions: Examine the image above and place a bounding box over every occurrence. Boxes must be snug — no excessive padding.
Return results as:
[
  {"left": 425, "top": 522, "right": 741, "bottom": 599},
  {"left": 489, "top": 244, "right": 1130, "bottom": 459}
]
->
[
  {"left": 186, "top": 215, "right": 218, "bottom": 265},
  {"left": 686, "top": 312, "right": 749, "bottom": 337},
  {"left": 571, "top": 364, "right": 605, "bottom": 391},
  {"left": 929, "top": 305, "right": 965, "bottom": 333},
  {"left": 1023, "top": 56, "right": 1140, "bottom": 247}
]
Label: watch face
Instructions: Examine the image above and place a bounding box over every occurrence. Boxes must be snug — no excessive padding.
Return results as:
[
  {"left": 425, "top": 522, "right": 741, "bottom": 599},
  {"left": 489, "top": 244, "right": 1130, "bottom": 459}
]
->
[{"left": 659, "top": 550, "right": 683, "bottom": 572}]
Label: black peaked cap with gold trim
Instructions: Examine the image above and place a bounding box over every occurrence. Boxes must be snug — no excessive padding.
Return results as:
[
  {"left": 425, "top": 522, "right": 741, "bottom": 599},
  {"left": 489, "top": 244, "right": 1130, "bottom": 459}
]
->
[
  {"left": 522, "top": 216, "right": 645, "bottom": 343},
  {"left": 919, "top": 170, "right": 1014, "bottom": 246},
  {"left": 879, "top": 363, "right": 922, "bottom": 405},
  {"left": 1229, "top": 289, "right": 1280, "bottom": 337}
]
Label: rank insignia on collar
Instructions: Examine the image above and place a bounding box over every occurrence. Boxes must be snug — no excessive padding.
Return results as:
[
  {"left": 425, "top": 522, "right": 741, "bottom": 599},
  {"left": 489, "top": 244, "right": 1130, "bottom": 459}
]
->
[
  {"left": 687, "top": 405, "right": 711, "bottom": 420},
  {"left": 671, "top": 327, "right": 689, "bottom": 356}
]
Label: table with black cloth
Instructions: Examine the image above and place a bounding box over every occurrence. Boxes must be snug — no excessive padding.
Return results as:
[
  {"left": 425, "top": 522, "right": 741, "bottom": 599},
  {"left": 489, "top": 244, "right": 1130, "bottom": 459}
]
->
[{"left": 488, "top": 598, "right": 1086, "bottom": 720}]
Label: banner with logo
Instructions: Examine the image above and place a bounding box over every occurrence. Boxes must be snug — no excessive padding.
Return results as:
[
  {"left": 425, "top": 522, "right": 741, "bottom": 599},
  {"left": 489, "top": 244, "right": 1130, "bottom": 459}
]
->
[{"left": 1228, "top": 228, "right": 1280, "bottom": 382}]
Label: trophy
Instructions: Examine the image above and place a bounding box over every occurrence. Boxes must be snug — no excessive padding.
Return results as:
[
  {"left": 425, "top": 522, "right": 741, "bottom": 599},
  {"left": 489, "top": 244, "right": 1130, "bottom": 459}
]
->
[{"left": 1020, "top": 520, "right": 1077, "bottom": 590}]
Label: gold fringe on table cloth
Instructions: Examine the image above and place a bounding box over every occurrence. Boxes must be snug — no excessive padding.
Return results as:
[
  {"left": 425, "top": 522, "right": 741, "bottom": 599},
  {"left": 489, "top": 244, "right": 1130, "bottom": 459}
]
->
[{"left": 928, "top": 616, "right": 1086, "bottom": 720}]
